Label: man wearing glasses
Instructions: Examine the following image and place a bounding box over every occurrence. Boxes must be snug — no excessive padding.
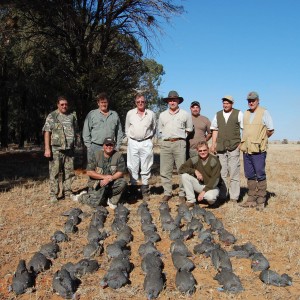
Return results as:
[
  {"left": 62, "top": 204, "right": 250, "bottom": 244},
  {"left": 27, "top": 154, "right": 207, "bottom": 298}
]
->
[
  {"left": 43, "top": 96, "right": 78, "bottom": 203},
  {"left": 76, "top": 137, "right": 126, "bottom": 209},
  {"left": 82, "top": 92, "right": 123, "bottom": 159},
  {"left": 125, "top": 93, "right": 156, "bottom": 200},
  {"left": 240, "top": 92, "right": 274, "bottom": 210},
  {"left": 158, "top": 90, "right": 193, "bottom": 202},
  {"left": 179, "top": 141, "right": 222, "bottom": 207}
]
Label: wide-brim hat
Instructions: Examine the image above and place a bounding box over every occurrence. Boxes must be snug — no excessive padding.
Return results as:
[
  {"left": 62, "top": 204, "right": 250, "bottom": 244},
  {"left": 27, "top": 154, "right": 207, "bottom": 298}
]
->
[
  {"left": 222, "top": 95, "right": 234, "bottom": 103},
  {"left": 163, "top": 90, "right": 184, "bottom": 104}
]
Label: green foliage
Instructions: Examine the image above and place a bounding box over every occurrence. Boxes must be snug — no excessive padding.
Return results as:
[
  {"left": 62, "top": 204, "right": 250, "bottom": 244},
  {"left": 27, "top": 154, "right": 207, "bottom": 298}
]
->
[{"left": 0, "top": 0, "right": 184, "bottom": 146}]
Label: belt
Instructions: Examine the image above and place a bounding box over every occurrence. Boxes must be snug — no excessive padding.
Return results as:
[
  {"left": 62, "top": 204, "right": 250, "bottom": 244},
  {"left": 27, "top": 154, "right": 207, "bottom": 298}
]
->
[
  {"left": 164, "top": 138, "right": 185, "bottom": 142},
  {"left": 92, "top": 142, "right": 103, "bottom": 146},
  {"left": 130, "top": 137, "right": 151, "bottom": 142}
]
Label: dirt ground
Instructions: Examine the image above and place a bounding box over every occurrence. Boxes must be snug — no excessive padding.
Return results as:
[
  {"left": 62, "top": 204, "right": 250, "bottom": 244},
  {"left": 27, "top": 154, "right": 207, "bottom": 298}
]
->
[{"left": 0, "top": 144, "right": 300, "bottom": 300}]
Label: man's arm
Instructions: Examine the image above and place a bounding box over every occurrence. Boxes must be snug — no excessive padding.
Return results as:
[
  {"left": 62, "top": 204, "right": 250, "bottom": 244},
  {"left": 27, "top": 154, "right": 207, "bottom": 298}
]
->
[
  {"left": 44, "top": 131, "right": 52, "bottom": 158},
  {"left": 82, "top": 114, "right": 92, "bottom": 149},
  {"left": 210, "top": 130, "right": 218, "bottom": 153},
  {"left": 267, "top": 130, "right": 274, "bottom": 137},
  {"left": 115, "top": 116, "right": 124, "bottom": 150},
  {"left": 179, "top": 159, "right": 195, "bottom": 175}
]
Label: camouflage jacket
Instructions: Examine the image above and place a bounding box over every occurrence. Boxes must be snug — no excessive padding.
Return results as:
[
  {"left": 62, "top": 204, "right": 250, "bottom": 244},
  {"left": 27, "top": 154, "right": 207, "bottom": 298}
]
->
[{"left": 43, "top": 109, "right": 78, "bottom": 150}]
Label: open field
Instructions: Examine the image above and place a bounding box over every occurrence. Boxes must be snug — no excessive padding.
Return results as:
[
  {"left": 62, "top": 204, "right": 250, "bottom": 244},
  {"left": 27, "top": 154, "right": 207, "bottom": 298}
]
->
[{"left": 0, "top": 144, "right": 300, "bottom": 299}]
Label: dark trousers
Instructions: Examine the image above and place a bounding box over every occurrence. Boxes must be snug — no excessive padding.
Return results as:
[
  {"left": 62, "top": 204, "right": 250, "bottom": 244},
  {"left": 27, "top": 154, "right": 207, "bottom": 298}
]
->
[{"left": 243, "top": 152, "right": 267, "bottom": 181}]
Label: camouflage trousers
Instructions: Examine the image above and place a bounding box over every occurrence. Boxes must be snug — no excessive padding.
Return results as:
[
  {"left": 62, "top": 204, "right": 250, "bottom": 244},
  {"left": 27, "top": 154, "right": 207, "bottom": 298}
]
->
[
  {"left": 49, "top": 149, "right": 75, "bottom": 198},
  {"left": 79, "top": 178, "right": 127, "bottom": 208}
]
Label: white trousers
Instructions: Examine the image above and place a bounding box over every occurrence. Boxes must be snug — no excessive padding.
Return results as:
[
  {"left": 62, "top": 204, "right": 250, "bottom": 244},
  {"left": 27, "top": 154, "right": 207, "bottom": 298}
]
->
[
  {"left": 181, "top": 173, "right": 219, "bottom": 204},
  {"left": 127, "top": 138, "right": 153, "bottom": 185}
]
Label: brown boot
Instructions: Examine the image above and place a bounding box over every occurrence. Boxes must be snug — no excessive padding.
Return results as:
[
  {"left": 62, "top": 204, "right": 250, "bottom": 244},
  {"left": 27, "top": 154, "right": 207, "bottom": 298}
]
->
[
  {"left": 256, "top": 180, "right": 267, "bottom": 210},
  {"left": 240, "top": 179, "right": 257, "bottom": 208}
]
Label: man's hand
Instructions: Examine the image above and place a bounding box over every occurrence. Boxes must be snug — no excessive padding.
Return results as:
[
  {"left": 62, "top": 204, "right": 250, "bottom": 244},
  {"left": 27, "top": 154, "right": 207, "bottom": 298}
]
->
[
  {"left": 210, "top": 144, "right": 217, "bottom": 154},
  {"left": 100, "top": 175, "right": 113, "bottom": 187},
  {"left": 44, "top": 149, "right": 52, "bottom": 158},
  {"left": 197, "top": 190, "right": 206, "bottom": 201},
  {"left": 195, "top": 170, "right": 203, "bottom": 181}
]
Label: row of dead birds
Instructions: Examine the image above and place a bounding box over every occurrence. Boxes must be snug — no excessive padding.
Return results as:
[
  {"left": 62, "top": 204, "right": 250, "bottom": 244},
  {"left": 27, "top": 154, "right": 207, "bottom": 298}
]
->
[{"left": 11, "top": 200, "right": 292, "bottom": 298}]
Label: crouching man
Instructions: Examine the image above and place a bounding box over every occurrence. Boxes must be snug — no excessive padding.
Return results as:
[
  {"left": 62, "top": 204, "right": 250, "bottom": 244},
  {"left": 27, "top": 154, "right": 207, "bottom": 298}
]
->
[
  {"left": 179, "top": 141, "right": 222, "bottom": 207},
  {"left": 77, "top": 137, "right": 127, "bottom": 209}
]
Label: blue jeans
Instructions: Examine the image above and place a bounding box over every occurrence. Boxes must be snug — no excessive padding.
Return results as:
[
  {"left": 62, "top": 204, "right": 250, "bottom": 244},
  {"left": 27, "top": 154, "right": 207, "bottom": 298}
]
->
[{"left": 243, "top": 152, "right": 267, "bottom": 181}]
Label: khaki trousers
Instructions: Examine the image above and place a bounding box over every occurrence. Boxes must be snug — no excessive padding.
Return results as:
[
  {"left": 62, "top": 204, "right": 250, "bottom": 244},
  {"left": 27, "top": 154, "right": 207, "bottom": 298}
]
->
[
  {"left": 217, "top": 147, "right": 240, "bottom": 200},
  {"left": 160, "top": 140, "right": 186, "bottom": 197}
]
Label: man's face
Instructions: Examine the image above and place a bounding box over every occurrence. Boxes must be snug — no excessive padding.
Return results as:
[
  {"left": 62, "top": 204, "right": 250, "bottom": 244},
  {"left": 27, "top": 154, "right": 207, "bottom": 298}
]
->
[
  {"left": 222, "top": 100, "right": 233, "bottom": 113},
  {"left": 135, "top": 96, "right": 146, "bottom": 111},
  {"left": 103, "top": 143, "right": 115, "bottom": 156},
  {"left": 97, "top": 98, "right": 109, "bottom": 112},
  {"left": 168, "top": 98, "right": 180, "bottom": 111},
  {"left": 247, "top": 99, "right": 259, "bottom": 111},
  {"left": 190, "top": 105, "right": 200, "bottom": 116},
  {"left": 57, "top": 100, "right": 68, "bottom": 114},
  {"left": 197, "top": 145, "right": 209, "bottom": 160}
]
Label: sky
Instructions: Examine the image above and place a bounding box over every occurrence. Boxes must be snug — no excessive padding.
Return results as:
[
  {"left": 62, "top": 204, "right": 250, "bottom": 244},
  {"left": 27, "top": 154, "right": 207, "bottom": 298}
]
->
[{"left": 148, "top": 0, "right": 300, "bottom": 141}]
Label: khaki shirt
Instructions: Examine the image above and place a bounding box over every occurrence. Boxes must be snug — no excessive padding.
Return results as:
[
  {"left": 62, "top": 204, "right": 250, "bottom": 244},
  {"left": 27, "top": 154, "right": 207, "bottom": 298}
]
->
[{"left": 158, "top": 108, "right": 193, "bottom": 140}]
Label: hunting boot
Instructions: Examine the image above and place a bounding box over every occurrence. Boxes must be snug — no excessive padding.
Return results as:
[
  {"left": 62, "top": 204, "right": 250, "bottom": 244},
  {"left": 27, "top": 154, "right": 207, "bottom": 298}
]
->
[
  {"left": 141, "top": 184, "right": 150, "bottom": 201},
  {"left": 240, "top": 179, "right": 257, "bottom": 208},
  {"left": 256, "top": 179, "right": 267, "bottom": 211}
]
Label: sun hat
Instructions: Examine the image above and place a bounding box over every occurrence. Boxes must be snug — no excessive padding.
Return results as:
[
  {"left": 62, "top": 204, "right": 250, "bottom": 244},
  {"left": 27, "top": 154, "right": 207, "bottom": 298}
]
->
[
  {"left": 222, "top": 95, "right": 234, "bottom": 103},
  {"left": 163, "top": 90, "right": 184, "bottom": 104}
]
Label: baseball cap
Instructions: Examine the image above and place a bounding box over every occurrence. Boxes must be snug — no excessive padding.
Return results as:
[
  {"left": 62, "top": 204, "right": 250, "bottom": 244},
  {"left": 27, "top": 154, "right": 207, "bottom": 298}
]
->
[
  {"left": 190, "top": 101, "right": 200, "bottom": 107},
  {"left": 103, "top": 137, "right": 115, "bottom": 145},
  {"left": 247, "top": 91, "right": 259, "bottom": 100},
  {"left": 222, "top": 95, "right": 234, "bottom": 103}
]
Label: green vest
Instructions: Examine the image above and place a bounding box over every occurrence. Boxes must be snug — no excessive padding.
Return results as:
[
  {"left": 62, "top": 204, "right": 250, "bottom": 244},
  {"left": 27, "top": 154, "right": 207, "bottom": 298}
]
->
[{"left": 216, "top": 109, "right": 241, "bottom": 152}]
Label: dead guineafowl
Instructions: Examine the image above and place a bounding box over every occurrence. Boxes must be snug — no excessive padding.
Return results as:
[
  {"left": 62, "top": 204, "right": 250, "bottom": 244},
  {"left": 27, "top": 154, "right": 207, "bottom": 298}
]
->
[
  {"left": 27, "top": 252, "right": 52, "bottom": 274},
  {"left": 172, "top": 252, "right": 195, "bottom": 272},
  {"left": 214, "top": 269, "right": 244, "bottom": 293},
  {"left": 52, "top": 269, "right": 78, "bottom": 299},
  {"left": 143, "top": 269, "right": 164, "bottom": 299},
  {"left": 11, "top": 260, "right": 35, "bottom": 295},
  {"left": 39, "top": 242, "right": 60, "bottom": 259},
  {"left": 175, "top": 269, "right": 196, "bottom": 295},
  {"left": 100, "top": 269, "right": 129, "bottom": 289},
  {"left": 259, "top": 269, "right": 292, "bottom": 287},
  {"left": 251, "top": 252, "right": 270, "bottom": 272},
  {"left": 51, "top": 230, "right": 69, "bottom": 243}
]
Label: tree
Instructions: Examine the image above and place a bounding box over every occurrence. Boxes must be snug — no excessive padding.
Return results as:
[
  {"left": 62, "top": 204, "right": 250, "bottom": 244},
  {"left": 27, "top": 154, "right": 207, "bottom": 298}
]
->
[{"left": 0, "top": 0, "right": 184, "bottom": 146}]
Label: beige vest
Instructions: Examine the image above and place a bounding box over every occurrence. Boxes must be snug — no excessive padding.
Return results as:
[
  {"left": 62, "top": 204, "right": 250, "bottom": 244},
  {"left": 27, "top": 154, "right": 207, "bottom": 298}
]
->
[{"left": 240, "top": 106, "right": 267, "bottom": 154}]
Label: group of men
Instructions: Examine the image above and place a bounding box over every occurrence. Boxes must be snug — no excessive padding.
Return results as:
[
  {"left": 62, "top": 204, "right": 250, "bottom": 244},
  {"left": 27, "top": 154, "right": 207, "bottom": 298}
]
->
[{"left": 43, "top": 90, "right": 274, "bottom": 210}]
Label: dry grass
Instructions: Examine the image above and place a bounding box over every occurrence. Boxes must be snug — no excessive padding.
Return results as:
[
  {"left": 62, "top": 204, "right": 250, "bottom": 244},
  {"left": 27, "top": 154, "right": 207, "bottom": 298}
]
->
[{"left": 0, "top": 144, "right": 300, "bottom": 299}]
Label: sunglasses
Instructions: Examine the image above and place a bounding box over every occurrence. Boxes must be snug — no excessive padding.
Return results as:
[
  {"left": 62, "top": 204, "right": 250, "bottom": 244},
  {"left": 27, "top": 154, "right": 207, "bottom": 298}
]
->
[
  {"left": 104, "top": 143, "right": 114, "bottom": 147},
  {"left": 247, "top": 99, "right": 257, "bottom": 103},
  {"left": 198, "top": 149, "right": 208, "bottom": 153},
  {"left": 59, "top": 103, "right": 68, "bottom": 106},
  {"left": 136, "top": 101, "right": 145, "bottom": 104}
]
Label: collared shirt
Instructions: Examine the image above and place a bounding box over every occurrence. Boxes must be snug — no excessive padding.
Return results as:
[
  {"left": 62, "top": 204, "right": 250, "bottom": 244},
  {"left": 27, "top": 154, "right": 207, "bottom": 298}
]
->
[
  {"left": 210, "top": 110, "right": 244, "bottom": 130},
  {"left": 247, "top": 109, "right": 274, "bottom": 130},
  {"left": 158, "top": 108, "right": 193, "bottom": 140},
  {"left": 82, "top": 109, "right": 124, "bottom": 150},
  {"left": 125, "top": 108, "right": 156, "bottom": 140}
]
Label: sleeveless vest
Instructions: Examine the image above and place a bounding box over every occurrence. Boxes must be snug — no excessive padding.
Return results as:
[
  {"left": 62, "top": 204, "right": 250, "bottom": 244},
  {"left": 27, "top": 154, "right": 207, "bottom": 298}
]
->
[
  {"left": 216, "top": 109, "right": 241, "bottom": 152},
  {"left": 94, "top": 150, "right": 122, "bottom": 175},
  {"left": 240, "top": 106, "right": 267, "bottom": 154}
]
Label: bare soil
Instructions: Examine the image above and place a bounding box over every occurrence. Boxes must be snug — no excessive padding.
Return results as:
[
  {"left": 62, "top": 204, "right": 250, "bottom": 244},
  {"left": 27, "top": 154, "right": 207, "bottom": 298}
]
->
[{"left": 0, "top": 144, "right": 300, "bottom": 300}]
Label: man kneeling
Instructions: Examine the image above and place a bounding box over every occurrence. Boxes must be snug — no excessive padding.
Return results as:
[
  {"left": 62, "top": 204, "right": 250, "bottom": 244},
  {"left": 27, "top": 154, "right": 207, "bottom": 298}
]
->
[
  {"left": 77, "top": 137, "right": 126, "bottom": 209},
  {"left": 179, "top": 141, "right": 222, "bottom": 207}
]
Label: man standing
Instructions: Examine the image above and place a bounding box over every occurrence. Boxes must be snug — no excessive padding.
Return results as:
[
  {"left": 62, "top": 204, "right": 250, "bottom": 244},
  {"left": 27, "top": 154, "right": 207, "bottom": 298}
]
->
[
  {"left": 179, "top": 141, "right": 222, "bottom": 207},
  {"left": 125, "top": 93, "right": 156, "bottom": 200},
  {"left": 43, "top": 96, "right": 78, "bottom": 203},
  {"left": 240, "top": 92, "right": 274, "bottom": 210},
  {"left": 158, "top": 90, "right": 193, "bottom": 202},
  {"left": 210, "top": 95, "right": 243, "bottom": 202},
  {"left": 188, "top": 101, "right": 212, "bottom": 158},
  {"left": 82, "top": 92, "right": 123, "bottom": 158},
  {"left": 77, "top": 137, "right": 127, "bottom": 209}
]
